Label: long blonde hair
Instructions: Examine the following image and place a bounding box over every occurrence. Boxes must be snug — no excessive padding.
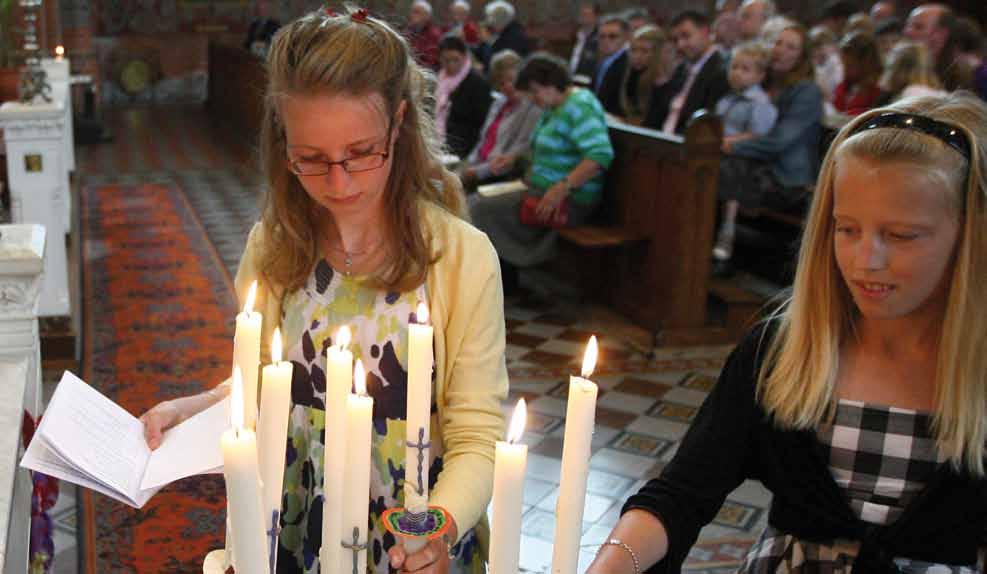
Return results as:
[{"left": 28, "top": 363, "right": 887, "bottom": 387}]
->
[
  {"left": 258, "top": 7, "right": 466, "bottom": 294},
  {"left": 757, "top": 92, "right": 987, "bottom": 475},
  {"left": 620, "top": 25, "right": 666, "bottom": 122}
]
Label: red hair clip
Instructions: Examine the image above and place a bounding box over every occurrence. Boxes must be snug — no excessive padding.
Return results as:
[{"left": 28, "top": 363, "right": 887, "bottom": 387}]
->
[
  {"left": 321, "top": 3, "right": 337, "bottom": 17},
  {"left": 351, "top": 8, "right": 369, "bottom": 22}
]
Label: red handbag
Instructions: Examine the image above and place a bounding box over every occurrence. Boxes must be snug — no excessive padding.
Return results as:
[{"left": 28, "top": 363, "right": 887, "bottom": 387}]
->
[{"left": 519, "top": 194, "right": 569, "bottom": 228}]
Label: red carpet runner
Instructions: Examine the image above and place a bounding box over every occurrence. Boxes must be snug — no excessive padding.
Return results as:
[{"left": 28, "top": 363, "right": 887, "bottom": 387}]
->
[{"left": 80, "top": 182, "right": 237, "bottom": 572}]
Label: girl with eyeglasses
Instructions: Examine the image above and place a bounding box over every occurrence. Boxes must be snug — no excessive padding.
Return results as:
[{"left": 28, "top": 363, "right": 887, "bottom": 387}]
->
[
  {"left": 140, "top": 7, "right": 506, "bottom": 574},
  {"left": 588, "top": 92, "right": 987, "bottom": 574}
]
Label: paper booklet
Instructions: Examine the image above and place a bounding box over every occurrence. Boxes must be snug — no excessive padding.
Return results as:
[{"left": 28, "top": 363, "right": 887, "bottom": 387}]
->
[
  {"left": 21, "top": 371, "right": 230, "bottom": 509},
  {"left": 476, "top": 179, "right": 528, "bottom": 198}
]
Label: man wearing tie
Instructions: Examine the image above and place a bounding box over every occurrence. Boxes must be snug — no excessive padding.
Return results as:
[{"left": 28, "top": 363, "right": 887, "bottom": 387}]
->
[
  {"left": 593, "top": 14, "right": 631, "bottom": 116},
  {"left": 644, "top": 10, "right": 729, "bottom": 134}
]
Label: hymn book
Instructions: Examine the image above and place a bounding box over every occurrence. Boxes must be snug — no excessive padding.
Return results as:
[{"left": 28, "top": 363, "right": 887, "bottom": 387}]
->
[
  {"left": 477, "top": 179, "right": 528, "bottom": 198},
  {"left": 21, "top": 371, "right": 229, "bottom": 508}
]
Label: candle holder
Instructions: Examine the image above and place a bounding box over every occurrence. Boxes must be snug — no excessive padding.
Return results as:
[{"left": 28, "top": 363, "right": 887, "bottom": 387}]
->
[{"left": 381, "top": 504, "right": 452, "bottom": 553}]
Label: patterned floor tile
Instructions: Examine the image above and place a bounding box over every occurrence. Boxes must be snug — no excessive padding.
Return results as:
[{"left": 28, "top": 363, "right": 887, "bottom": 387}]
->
[
  {"left": 589, "top": 447, "right": 658, "bottom": 478},
  {"left": 529, "top": 436, "right": 564, "bottom": 458},
  {"left": 626, "top": 415, "right": 690, "bottom": 441},
  {"left": 613, "top": 376, "right": 674, "bottom": 398},
  {"left": 585, "top": 470, "right": 634, "bottom": 498},
  {"left": 520, "top": 349, "right": 576, "bottom": 367},
  {"left": 648, "top": 401, "right": 699, "bottom": 423},
  {"left": 525, "top": 411, "right": 563, "bottom": 435},
  {"left": 596, "top": 389, "right": 656, "bottom": 414},
  {"left": 713, "top": 500, "right": 763, "bottom": 531},
  {"left": 610, "top": 431, "right": 673, "bottom": 458},
  {"left": 528, "top": 395, "right": 568, "bottom": 418},
  {"left": 662, "top": 385, "right": 710, "bottom": 408},
  {"left": 594, "top": 406, "right": 638, "bottom": 429},
  {"left": 507, "top": 331, "right": 549, "bottom": 348}
]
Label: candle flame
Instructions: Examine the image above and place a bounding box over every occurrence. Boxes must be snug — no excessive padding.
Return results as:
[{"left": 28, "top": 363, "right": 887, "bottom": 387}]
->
[
  {"left": 231, "top": 366, "right": 244, "bottom": 431},
  {"left": 353, "top": 359, "right": 367, "bottom": 396},
  {"left": 272, "top": 328, "right": 283, "bottom": 363},
  {"left": 507, "top": 398, "right": 526, "bottom": 444},
  {"left": 337, "top": 326, "right": 352, "bottom": 350},
  {"left": 55, "top": 45, "right": 65, "bottom": 56},
  {"left": 581, "top": 335, "right": 598, "bottom": 378},
  {"left": 243, "top": 280, "right": 258, "bottom": 315},
  {"left": 416, "top": 302, "right": 430, "bottom": 325}
]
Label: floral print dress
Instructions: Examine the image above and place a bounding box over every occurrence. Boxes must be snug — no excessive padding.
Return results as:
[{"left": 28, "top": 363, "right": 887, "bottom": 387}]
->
[{"left": 275, "top": 259, "right": 482, "bottom": 574}]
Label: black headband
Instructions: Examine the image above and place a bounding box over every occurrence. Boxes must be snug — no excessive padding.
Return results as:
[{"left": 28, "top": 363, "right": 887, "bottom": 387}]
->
[{"left": 847, "top": 112, "right": 971, "bottom": 161}]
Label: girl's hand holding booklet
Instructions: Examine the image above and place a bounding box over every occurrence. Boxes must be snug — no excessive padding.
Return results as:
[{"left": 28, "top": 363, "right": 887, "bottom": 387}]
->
[{"left": 20, "top": 371, "right": 229, "bottom": 508}]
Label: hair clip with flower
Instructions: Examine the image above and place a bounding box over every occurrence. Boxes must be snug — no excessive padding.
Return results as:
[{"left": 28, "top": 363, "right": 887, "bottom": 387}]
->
[{"left": 351, "top": 8, "right": 369, "bottom": 22}]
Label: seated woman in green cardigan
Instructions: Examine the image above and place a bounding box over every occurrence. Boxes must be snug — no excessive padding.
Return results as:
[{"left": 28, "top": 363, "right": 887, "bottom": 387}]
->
[{"left": 140, "top": 7, "right": 508, "bottom": 574}]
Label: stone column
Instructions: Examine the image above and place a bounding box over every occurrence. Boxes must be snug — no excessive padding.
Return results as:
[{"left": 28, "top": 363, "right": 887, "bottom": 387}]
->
[
  {"left": 0, "top": 102, "right": 71, "bottom": 318},
  {"left": 0, "top": 224, "right": 45, "bottom": 415},
  {"left": 0, "top": 223, "right": 46, "bottom": 574},
  {"left": 41, "top": 57, "right": 75, "bottom": 232}
]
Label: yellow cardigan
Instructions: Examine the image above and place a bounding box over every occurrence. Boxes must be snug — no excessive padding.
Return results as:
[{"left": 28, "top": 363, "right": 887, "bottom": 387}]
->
[{"left": 233, "top": 201, "right": 508, "bottom": 546}]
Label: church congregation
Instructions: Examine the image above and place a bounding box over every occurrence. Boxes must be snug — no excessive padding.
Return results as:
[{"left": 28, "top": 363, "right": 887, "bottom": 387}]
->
[{"left": 2, "top": 0, "right": 987, "bottom": 573}]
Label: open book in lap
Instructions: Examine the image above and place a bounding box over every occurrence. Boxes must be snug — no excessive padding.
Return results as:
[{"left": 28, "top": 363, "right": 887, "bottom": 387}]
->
[{"left": 21, "top": 371, "right": 229, "bottom": 508}]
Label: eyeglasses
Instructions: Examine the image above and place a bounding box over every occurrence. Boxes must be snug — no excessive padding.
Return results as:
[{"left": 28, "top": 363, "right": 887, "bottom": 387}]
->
[
  {"left": 287, "top": 126, "right": 393, "bottom": 176},
  {"left": 847, "top": 112, "right": 971, "bottom": 161},
  {"left": 599, "top": 33, "right": 623, "bottom": 40}
]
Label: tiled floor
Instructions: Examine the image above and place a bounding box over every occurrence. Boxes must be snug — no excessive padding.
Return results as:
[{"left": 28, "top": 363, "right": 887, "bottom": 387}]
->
[{"left": 35, "top": 105, "right": 776, "bottom": 573}]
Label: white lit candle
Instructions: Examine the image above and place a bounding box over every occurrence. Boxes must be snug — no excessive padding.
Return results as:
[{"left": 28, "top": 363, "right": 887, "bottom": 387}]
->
[
  {"left": 551, "top": 336, "right": 599, "bottom": 574},
  {"left": 321, "top": 326, "right": 352, "bottom": 573},
  {"left": 341, "top": 360, "right": 373, "bottom": 574},
  {"left": 221, "top": 367, "right": 268, "bottom": 574},
  {"left": 258, "top": 328, "right": 293, "bottom": 533},
  {"left": 405, "top": 303, "right": 434, "bottom": 514},
  {"left": 234, "top": 280, "right": 262, "bottom": 429},
  {"left": 489, "top": 399, "right": 528, "bottom": 574},
  {"left": 55, "top": 45, "right": 64, "bottom": 61}
]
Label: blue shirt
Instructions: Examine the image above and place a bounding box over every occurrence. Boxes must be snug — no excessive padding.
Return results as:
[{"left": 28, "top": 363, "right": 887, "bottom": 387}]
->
[
  {"left": 594, "top": 46, "right": 627, "bottom": 91},
  {"left": 715, "top": 84, "right": 778, "bottom": 137}
]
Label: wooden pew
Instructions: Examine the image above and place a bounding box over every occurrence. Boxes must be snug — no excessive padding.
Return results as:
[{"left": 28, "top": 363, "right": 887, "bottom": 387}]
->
[
  {"left": 207, "top": 42, "right": 267, "bottom": 148},
  {"left": 557, "top": 111, "right": 723, "bottom": 346}
]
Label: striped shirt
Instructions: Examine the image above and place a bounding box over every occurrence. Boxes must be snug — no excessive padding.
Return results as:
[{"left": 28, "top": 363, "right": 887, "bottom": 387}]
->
[{"left": 529, "top": 87, "right": 614, "bottom": 205}]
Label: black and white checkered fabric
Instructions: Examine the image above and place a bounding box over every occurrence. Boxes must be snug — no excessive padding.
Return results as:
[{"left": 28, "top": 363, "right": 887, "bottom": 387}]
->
[{"left": 739, "top": 400, "right": 977, "bottom": 573}]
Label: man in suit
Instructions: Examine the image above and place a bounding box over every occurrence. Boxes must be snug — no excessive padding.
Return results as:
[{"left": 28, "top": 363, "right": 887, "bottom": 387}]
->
[
  {"left": 593, "top": 14, "right": 630, "bottom": 116},
  {"left": 644, "top": 10, "right": 729, "bottom": 134},
  {"left": 570, "top": 2, "right": 600, "bottom": 80}
]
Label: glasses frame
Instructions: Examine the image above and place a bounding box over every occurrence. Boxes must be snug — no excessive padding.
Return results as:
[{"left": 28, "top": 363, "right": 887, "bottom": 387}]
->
[
  {"left": 847, "top": 112, "right": 971, "bottom": 161},
  {"left": 287, "top": 119, "right": 395, "bottom": 176}
]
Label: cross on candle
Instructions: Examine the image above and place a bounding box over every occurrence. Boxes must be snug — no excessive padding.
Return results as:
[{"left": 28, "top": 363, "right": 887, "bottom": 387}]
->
[
  {"left": 267, "top": 511, "right": 280, "bottom": 574},
  {"left": 341, "top": 526, "right": 367, "bottom": 574},
  {"left": 408, "top": 427, "right": 431, "bottom": 498}
]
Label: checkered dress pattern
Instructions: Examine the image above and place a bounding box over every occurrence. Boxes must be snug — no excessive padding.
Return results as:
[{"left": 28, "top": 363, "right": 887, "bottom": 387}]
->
[{"left": 739, "top": 400, "right": 978, "bottom": 573}]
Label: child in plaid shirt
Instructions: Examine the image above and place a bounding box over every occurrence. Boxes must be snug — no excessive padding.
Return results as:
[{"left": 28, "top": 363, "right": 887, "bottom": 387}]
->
[{"left": 589, "top": 92, "right": 987, "bottom": 574}]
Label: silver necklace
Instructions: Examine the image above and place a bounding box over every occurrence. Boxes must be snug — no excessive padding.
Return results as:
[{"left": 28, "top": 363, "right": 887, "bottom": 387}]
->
[{"left": 326, "top": 239, "right": 382, "bottom": 275}]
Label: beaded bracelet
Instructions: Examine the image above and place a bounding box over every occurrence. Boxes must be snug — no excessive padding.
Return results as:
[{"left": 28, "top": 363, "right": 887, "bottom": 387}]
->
[{"left": 599, "top": 538, "right": 641, "bottom": 574}]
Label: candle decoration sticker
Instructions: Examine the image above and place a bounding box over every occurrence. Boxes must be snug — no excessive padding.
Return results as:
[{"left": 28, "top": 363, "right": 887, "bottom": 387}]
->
[
  {"left": 489, "top": 399, "right": 528, "bottom": 574},
  {"left": 552, "top": 336, "right": 599, "bottom": 574}
]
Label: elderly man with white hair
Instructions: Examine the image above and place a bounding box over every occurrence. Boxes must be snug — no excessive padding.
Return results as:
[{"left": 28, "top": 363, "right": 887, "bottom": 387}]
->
[
  {"left": 738, "top": 0, "right": 775, "bottom": 41},
  {"left": 405, "top": 0, "right": 443, "bottom": 69},
  {"left": 476, "top": 0, "right": 531, "bottom": 72},
  {"left": 445, "top": 0, "right": 480, "bottom": 45}
]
